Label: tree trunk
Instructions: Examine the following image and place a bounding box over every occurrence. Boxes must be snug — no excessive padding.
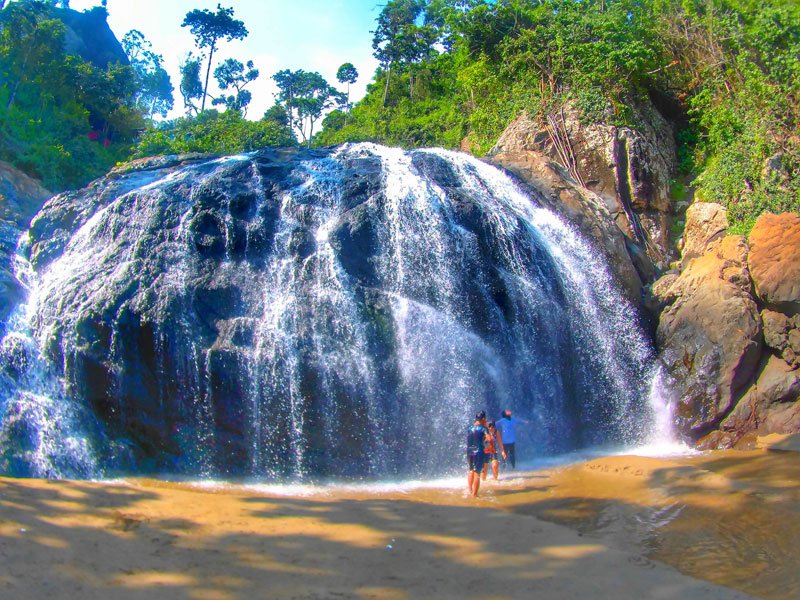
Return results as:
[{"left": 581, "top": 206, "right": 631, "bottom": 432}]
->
[
  {"left": 345, "top": 82, "right": 350, "bottom": 126},
  {"left": 382, "top": 65, "right": 392, "bottom": 108},
  {"left": 201, "top": 41, "right": 216, "bottom": 112}
]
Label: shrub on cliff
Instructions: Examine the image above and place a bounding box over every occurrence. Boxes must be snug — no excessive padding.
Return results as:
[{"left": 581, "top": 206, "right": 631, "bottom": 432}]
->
[{"left": 134, "top": 110, "right": 296, "bottom": 157}]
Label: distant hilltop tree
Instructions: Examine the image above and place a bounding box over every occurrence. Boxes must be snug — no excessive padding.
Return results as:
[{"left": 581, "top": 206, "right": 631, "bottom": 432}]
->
[
  {"left": 273, "top": 69, "right": 343, "bottom": 147},
  {"left": 122, "top": 29, "right": 174, "bottom": 119},
  {"left": 181, "top": 4, "right": 248, "bottom": 112},
  {"left": 212, "top": 58, "right": 259, "bottom": 116},
  {"left": 336, "top": 62, "right": 358, "bottom": 123}
]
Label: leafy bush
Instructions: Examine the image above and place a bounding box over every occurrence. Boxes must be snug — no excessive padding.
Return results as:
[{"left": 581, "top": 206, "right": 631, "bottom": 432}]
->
[
  {"left": 319, "top": 0, "right": 800, "bottom": 233},
  {"left": 134, "top": 110, "right": 296, "bottom": 157}
]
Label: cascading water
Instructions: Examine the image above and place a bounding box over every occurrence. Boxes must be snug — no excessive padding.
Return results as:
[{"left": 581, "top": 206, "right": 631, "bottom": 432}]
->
[{"left": 0, "top": 143, "right": 661, "bottom": 480}]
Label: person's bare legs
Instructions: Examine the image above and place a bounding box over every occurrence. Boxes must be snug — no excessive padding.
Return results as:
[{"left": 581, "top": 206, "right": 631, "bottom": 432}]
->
[
  {"left": 491, "top": 458, "right": 499, "bottom": 480},
  {"left": 481, "top": 462, "right": 488, "bottom": 481},
  {"left": 471, "top": 471, "right": 481, "bottom": 497}
]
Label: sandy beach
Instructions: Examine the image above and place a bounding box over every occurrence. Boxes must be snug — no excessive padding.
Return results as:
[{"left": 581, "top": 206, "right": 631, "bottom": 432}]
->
[{"left": 1, "top": 437, "right": 798, "bottom": 599}]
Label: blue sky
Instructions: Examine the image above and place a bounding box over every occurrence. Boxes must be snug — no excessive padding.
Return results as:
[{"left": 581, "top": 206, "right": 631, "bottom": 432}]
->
[{"left": 69, "top": 0, "right": 382, "bottom": 119}]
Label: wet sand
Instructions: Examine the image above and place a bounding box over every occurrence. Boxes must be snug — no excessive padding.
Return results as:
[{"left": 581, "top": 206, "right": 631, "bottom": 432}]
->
[{"left": 1, "top": 438, "right": 797, "bottom": 599}]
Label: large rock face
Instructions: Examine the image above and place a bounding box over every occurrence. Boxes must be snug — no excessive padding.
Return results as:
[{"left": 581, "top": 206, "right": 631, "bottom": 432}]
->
[
  {"left": 748, "top": 212, "right": 800, "bottom": 315},
  {"left": 489, "top": 99, "right": 677, "bottom": 269},
  {"left": 487, "top": 145, "right": 648, "bottom": 303},
  {"left": 0, "top": 145, "right": 653, "bottom": 478},
  {"left": 651, "top": 207, "right": 800, "bottom": 445},
  {"left": 656, "top": 236, "right": 762, "bottom": 437}
]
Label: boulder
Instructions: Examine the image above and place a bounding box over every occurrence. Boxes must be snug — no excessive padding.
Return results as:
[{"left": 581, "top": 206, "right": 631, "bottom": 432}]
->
[
  {"left": 720, "top": 355, "right": 800, "bottom": 438},
  {"left": 761, "top": 309, "right": 800, "bottom": 368},
  {"left": 647, "top": 235, "right": 750, "bottom": 314},
  {"left": 658, "top": 281, "right": 762, "bottom": 437},
  {"left": 657, "top": 236, "right": 763, "bottom": 438},
  {"left": 667, "top": 235, "right": 751, "bottom": 299},
  {"left": 748, "top": 212, "right": 800, "bottom": 315},
  {"left": 681, "top": 202, "right": 728, "bottom": 263}
]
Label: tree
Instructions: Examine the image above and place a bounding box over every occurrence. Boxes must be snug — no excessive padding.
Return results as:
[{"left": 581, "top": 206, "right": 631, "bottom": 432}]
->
[
  {"left": 336, "top": 62, "right": 358, "bottom": 123},
  {"left": 372, "top": 0, "right": 437, "bottom": 106},
  {"left": 273, "top": 69, "right": 343, "bottom": 147},
  {"left": 181, "top": 4, "right": 248, "bottom": 112},
  {"left": 212, "top": 58, "right": 258, "bottom": 115},
  {"left": 263, "top": 103, "right": 290, "bottom": 128},
  {"left": 0, "top": 0, "right": 66, "bottom": 110},
  {"left": 179, "top": 54, "right": 203, "bottom": 115},
  {"left": 122, "top": 29, "right": 174, "bottom": 118}
]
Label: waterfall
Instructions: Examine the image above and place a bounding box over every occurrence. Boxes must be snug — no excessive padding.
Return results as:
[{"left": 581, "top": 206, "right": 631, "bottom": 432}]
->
[{"left": 0, "top": 144, "right": 662, "bottom": 480}]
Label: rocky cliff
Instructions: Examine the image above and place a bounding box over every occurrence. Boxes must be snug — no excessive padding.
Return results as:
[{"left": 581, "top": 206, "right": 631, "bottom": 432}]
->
[
  {"left": 58, "top": 6, "right": 128, "bottom": 69},
  {"left": 489, "top": 100, "right": 677, "bottom": 271},
  {"left": 489, "top": 106, "right": 799, "bottom": 448},
  {"left": 650, "top": 208, "right": 800, "bottom": 446}
]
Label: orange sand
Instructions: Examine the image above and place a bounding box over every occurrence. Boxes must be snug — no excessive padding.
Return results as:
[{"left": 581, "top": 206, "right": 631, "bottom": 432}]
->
[{"left": 3, "top": 437, "right": 797, "bottom": 599}]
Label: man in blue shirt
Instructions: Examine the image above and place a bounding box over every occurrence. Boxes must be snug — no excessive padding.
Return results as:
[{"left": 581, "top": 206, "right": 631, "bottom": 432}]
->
[
  {"left": 466, "top": 411, "right": 489, "bottom": 497},
  {"left": 495, "top": 409, "right": 522, "bottom": 469}
]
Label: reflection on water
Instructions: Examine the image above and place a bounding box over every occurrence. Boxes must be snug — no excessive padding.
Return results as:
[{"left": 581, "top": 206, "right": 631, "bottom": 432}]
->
[{"left": 500, "top": 449, "right": 800, "bottom": 600}]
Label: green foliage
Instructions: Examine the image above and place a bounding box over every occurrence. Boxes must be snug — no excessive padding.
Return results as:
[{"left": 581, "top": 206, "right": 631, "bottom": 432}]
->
[
  {"left": 0, "top": 0, "right": 143, "bottom": 190},
  {"left": 133, "top": 110, "right": 296, "bottom": 157},
  {"left": 181, "top": 4, "right": 248, "bottom": 112},
  {"left": 319, "top": 0, "right": 800, "bottom": 232},
  {"left": 121, "top": 29, "right": 174, "bottom": 118},
  {"left": 273, "top": 69, "right": 343, "bottom": 146}
]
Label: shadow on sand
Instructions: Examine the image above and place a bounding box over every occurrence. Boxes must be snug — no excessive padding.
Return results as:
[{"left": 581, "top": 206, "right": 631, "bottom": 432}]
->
[{"left": 0, "top": 454, "right": 780, "bottom": 599}]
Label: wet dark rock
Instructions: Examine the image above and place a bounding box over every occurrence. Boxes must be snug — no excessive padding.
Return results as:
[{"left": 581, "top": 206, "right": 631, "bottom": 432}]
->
[
  {"left": 2, "top": 146, "right": 653, "bottom": 478},
  {"left": 0, "top": 161, "right": 52, "bottom": 334}
]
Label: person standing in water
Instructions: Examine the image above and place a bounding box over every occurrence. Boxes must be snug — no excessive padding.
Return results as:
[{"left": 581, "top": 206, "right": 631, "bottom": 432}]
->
[
  {"left": 495, "top": 409, "right": 523, "bottom": 469},
  {"left": 466, "top": 411, "right": 489, "bottom": 497},
  {"left": 481, "top": 420, "right": 507, "bottom": 481}
]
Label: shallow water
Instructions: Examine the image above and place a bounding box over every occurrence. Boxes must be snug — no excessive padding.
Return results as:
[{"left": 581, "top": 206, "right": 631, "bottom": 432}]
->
[{"left": 499, "top": 449, "right": 800, "bottom": 600}]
